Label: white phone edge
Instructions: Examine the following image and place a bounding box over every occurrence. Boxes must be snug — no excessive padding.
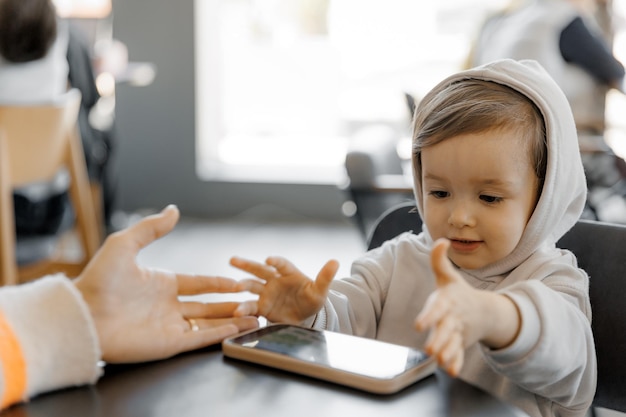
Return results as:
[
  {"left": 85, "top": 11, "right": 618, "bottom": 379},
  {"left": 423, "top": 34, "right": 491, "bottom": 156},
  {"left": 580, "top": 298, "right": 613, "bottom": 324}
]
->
[{"left": 221, "top": 324, "right": 437, "bottom": 395}]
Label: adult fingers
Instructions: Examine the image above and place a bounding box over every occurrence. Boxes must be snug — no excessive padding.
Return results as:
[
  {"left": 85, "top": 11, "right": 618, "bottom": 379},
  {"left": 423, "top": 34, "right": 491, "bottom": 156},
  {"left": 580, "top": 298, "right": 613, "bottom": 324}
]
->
[
  {"left": 232, "top": 316, "right": 260, "bottom": 332},
  {"left": 181, "top": 301, "right": 243, "bottom": 318},
  {"left": 177, "top": 324, "right": 240, "bottom": 353},
  {"left": 115, "top": 205, "right": 180, "bottom": 253},
  {"left": 234, "top": 300, "right": 260, "bottom": 317},
  {"left": 186, "top": 316, "right": 259, "bottom": 332},
  {"left": 177, "top": 275, "right": 244, "bottom": 296}
]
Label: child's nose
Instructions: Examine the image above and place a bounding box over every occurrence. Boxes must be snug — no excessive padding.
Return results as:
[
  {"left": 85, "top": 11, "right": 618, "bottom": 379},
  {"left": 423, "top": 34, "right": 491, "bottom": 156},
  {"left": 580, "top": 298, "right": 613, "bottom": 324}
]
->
[{"left": 448, "top": 202, "right": 475, "bottom": 228}]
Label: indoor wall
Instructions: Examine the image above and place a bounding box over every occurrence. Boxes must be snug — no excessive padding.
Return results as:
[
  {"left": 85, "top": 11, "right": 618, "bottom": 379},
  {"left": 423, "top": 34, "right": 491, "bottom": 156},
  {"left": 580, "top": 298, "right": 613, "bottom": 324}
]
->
[{"left": 111, "top": 0, "right": 348, "bottom": 220}]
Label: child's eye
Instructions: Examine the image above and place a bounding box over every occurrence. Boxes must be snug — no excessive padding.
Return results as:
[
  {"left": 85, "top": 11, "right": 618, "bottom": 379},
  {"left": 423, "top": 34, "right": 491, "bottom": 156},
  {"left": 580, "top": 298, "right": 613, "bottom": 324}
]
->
[
  {"left": 480, "top": 195, "right": 503, "bottom": 204},
  {"left": 429, "top": 190, "right": 449, "bottom": 199}
]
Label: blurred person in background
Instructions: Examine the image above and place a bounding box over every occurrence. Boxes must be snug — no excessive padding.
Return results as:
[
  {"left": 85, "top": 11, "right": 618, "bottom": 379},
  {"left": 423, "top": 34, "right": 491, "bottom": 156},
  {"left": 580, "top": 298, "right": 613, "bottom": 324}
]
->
[
  {"left": 0, "top": 0, "right": 117, "bottom": 237},
  {"left": 467, "top": 0, "right": 626, "bottom": 223}
]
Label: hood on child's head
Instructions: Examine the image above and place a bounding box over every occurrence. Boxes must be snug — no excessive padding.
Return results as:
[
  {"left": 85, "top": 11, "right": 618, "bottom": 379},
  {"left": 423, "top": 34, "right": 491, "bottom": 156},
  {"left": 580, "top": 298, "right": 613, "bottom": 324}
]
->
[{"left": 412, "top": 58, "right": 586, "bottom": 276}]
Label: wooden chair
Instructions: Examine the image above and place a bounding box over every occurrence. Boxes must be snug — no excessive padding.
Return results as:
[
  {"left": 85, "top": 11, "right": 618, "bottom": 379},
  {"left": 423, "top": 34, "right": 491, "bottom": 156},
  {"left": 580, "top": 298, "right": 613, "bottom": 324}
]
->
[
  {"left": 366, "top": 202, "right": 626, "bottom": 414},
  {"left": 0, "top": 89, "right": 102, "bottom": 286}
]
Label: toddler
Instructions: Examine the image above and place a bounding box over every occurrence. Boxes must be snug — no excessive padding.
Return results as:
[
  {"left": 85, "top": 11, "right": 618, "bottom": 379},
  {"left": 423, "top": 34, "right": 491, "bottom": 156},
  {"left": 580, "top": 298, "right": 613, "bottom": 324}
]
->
[{"left": 232, "top": 59, "right": 596, "bottom": 417}]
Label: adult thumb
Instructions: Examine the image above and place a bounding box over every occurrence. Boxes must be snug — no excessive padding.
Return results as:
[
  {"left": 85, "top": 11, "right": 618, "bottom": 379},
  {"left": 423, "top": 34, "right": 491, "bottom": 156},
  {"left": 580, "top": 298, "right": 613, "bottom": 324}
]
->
[
  {"left": 430, "top": 238, "right": 458, "bottom": 287},
  {"left": 125, "top": 204, "right": 180, "bottom": 252}
]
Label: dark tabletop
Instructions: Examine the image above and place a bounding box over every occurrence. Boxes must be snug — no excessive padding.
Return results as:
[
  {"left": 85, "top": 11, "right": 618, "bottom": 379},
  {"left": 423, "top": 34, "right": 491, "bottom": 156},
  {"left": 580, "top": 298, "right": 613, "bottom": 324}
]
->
[{"left": 1, "top": 345, "right": 528, "bottom": 417}]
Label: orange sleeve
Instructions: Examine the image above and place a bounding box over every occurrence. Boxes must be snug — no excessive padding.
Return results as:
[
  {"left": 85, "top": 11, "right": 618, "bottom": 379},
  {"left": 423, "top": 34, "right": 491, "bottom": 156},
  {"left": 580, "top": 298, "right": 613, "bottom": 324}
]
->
[{"left": 0, "top": 311, "right": 27, "bottom": 409}]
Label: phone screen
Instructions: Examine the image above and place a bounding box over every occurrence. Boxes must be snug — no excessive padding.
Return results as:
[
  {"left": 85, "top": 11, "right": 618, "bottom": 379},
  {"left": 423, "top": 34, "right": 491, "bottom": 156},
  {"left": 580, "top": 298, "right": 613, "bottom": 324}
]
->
[{"left": 229, "top": 325, "right": 428, "bottom": 379}]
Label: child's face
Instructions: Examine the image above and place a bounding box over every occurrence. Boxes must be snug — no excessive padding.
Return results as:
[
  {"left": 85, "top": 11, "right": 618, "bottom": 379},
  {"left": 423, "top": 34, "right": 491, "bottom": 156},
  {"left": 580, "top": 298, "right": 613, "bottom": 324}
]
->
[{"left": 419, "top": 128, "right": 539, "bottom": 270}]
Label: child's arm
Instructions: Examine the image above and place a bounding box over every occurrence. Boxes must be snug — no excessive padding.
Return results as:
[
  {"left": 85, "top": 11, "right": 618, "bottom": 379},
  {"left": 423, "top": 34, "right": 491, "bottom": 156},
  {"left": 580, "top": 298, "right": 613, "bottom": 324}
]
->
[
  {"left": 231, "top": 256, "right": 339, "bottom": 324},
  {"left": 414, "top": 238, "right": 521, "bottom": 376}
]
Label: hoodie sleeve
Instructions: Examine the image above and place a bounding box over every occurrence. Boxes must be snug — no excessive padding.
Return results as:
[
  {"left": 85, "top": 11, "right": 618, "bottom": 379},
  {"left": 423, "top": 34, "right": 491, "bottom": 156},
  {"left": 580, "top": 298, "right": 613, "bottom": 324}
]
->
[
  {"left": 0, "top": 275, "right": 102, "bottom": 409},
  {"left": 484, "top": 266, "right": 596, "bottom": 414},
  {"left": 310, "top": 236, "right": 405, "bottom": 337}
]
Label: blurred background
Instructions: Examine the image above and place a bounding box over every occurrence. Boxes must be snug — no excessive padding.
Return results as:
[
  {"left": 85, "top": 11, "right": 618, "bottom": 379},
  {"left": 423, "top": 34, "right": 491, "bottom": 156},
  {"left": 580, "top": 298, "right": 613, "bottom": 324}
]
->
[
  {"left": 4, "top": 0, "right": 626, "bottom": 260},
  {"left": 104, "top": 0, "right": 626, "bottom": 220},
  {"left": 2, "top": 3, "right": 625, "bottom": 414}
]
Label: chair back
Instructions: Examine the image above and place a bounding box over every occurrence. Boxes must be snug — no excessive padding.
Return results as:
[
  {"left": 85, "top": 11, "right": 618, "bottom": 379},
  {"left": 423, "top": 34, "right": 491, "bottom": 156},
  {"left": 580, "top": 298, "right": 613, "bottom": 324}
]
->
[
  {"left": 0, "top": 90, "right": 81, "bottom": 185},
  {"left": 367, "top": 203, "right": 626, "bottom": 413},
  {"left": 558, "top": 220, "right": 626, "bottom": 413},
  {"left": 0, "top": 89, "right": 101, "bottom": 285},
  {"left": 367, "top": 201, "right": 421, "bottom": 251},
  {"left": 343, "top": 126, "right": 414, "bottom": 240}
]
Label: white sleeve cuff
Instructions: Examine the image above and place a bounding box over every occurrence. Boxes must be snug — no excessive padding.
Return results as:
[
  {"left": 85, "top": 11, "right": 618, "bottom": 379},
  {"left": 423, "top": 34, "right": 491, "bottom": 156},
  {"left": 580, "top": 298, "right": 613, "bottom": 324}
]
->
[
  {"left": 0, "top": 275, "right": 102, "bottom": 399},
  {"left": 482, "top": 290, "right": 541, "bottom": 365}
]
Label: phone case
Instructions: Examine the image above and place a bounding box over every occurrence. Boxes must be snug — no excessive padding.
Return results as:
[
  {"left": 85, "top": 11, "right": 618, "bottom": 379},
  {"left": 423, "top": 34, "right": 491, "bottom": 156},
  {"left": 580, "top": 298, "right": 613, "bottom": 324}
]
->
[{"left": 222, "top": 324, "right": 436, "bottom": 394}]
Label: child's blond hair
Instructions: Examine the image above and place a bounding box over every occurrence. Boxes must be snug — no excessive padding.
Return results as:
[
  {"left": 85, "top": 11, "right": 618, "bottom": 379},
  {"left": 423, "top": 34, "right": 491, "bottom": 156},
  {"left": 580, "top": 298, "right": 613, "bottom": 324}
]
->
[{"left": 412, "top": 79, "right": 547, "bottom": 196}]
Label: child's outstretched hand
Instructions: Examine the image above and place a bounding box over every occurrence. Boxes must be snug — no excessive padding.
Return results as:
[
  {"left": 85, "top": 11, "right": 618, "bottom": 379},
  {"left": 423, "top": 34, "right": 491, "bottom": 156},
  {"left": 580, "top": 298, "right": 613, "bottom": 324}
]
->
[
  {"left": 230, "top": 256, "right": 339, "bottom": 325},
  {"left": 414, "top": 238, "right": 521, "bottom": 377}
]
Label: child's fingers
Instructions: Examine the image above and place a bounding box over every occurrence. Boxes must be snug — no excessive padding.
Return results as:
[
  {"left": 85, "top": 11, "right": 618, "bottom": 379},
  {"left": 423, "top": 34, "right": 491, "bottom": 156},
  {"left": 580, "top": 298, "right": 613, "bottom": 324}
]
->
[
  {"left": 313, "top": 260, "right": 339, "bottom": 293},
  {"left": 446, "top": 349, "right": 464, "bottom": 378},
  {"left": 236, "top": 278, "right": 266, "bottom": 295},
  {"left": 230, "top": 257, "right": 279, "bottom": 281},
  {"left": 266, "top": 256, "right": 302, "bottom": 277},
  {"left": 438, "top": 331, "right": 463, "bottom": 369},
  {"left": 415, "top": 291, "right": 448, "bottom": 331},
  {"left": 430, "top": 238, "right": 459, "bottom": 287},
  {"left": 424, "top": 315, "right": 458, "bottom": 356}
]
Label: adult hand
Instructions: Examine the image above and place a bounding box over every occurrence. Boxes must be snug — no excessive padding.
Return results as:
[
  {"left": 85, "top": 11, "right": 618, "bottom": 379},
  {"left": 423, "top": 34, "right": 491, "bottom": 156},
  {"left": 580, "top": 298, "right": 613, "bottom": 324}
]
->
[
  {"left": 74, "top": 205, "right": 259, "bottom": 363},
  {"left": 415, "top": 238, "right": 520, "bottom": 376},
  {"left": 230, "top": 256, "right": 339, "bottom": 324}
]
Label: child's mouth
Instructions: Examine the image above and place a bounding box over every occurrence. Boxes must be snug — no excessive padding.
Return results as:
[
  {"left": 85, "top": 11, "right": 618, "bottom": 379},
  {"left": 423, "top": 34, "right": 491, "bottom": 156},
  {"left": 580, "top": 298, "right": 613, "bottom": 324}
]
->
[{"left": 450, "top": 239, "right": 481, "bottom": 252}]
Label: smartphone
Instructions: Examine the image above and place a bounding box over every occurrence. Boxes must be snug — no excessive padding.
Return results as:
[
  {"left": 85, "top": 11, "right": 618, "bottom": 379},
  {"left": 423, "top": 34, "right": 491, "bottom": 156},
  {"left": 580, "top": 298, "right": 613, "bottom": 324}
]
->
[{"left": 222, "top": 324, "right": 436, "bottom": 394}]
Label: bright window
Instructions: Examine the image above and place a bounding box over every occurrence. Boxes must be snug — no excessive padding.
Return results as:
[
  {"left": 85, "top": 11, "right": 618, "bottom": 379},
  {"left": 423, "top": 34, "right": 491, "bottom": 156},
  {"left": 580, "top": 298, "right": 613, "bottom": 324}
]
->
[
  {"left": 194, "top": 0, "right": 509, "bottom": 184},
  {"left": 605, "top": 2, "right": 626, "bottom": 159}
]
